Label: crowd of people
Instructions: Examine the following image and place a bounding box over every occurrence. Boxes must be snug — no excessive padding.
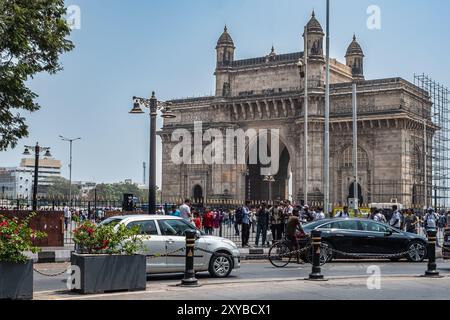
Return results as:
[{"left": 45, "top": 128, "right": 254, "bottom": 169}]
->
[
  {"left": 164, "top": 199, "right": 326, "bottom": 248},
  {"left": 56, "top": 196, "right": 450, "bottom": 251},
  {"left": 164, "top": 199, "right": 450, "bottom": 249}
]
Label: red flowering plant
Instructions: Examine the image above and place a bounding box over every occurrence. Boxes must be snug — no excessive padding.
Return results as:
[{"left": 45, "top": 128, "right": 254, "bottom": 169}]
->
[
  {"left": 73, "top": 220, "right": 143, "bottom": 255},
  {"left": 0, "top": 213, "right": 47, "bottom": 264}
]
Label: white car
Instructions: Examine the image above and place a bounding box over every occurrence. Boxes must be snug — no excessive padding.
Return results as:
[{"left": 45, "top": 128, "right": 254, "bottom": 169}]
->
[{"left": 100, "top": 215, "right": 240, "bottom": 278}]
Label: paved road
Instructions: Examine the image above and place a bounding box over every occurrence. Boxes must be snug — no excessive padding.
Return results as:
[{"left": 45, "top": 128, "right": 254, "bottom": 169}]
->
[
  {"left": 57, "top": 276, "right": 450, "bottom": 300},
  {"left": 33, "top": 259, "right": 450, "bottom": 298}
]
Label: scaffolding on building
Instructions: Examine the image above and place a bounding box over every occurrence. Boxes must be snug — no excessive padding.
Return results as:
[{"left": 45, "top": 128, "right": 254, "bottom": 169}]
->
[
  {"left": 358, "top": 75, "right": 450, "bottom": 211},
  {"left": 414, "top": 74, "right": 450, "bottom": 211}
]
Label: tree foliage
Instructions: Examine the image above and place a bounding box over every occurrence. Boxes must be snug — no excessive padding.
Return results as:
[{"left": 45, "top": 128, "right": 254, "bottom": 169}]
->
[
  {"left": 87, "top": 182, "right": 151, "bottom": 201},
  {"left": 46, "top": 176, "right": 81, "bottom": 198},
  {"left": 0, "top": 0, "right": 74, "bottom": 151}
]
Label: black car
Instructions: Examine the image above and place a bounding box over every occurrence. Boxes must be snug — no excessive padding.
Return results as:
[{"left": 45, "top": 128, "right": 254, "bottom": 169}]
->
[{"left": 300, "top": 218, "right": 428, "bottom": 262}]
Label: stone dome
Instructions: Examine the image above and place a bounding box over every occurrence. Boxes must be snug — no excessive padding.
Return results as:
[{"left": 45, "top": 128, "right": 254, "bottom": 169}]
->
[
  {"left": 217, "top": 26, "right": 234, "bottom": 47},
  {"left": 306, "top": 11, "right": 324, "bottom": 34},
  {"left": 346, "top": 35, "right": 364, "bottom": 57}
]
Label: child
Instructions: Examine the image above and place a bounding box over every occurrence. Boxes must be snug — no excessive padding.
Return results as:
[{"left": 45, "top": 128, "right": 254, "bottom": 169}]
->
[{"left": 193, "top": 211, "right": 202, "bottom": 230}]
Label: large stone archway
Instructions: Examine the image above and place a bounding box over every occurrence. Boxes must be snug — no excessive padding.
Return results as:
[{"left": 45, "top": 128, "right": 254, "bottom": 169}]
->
[{"left": 244, "top": 132, "right": 293, "bottom": 201}]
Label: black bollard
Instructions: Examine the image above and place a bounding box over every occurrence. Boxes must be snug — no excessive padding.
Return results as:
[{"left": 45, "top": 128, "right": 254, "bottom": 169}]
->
[
  {"left": 306, "top": 230, "right": 326, "bottom": 281},
  {"left": 181, "top": 230, "right": 200, "bottom": 286},
  {"left": 424, "top": 229, "right": 441, "bottom": 278}
]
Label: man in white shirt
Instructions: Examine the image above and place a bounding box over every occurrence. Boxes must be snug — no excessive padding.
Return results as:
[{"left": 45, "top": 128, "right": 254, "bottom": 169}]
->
[
  {"left": 179, "top": 199, "right": 192, "bottom": 221},
  {"left": 314, "top": 209, "right": 325, "bottom": 221},
  {"left": 63, "top": 204, "right": 71, "bottom": 230},
  {"left": 389, "top": 205, "right": 402, "bottom": 229},
  {"left": 335, "top": 206, "right": 350, "bottom": 218}
]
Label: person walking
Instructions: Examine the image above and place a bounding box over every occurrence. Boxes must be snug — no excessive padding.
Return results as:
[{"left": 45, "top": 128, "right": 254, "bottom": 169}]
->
[
  {"left": 373, "top": 209, "right": 387, "bottom": 224},
  {"left": 269, "top": 201, "right": 284, "bottom": 243},
  {"left": 389, "top": 205, "right": 402, "bottom": 229},
  {"left": 314, "top": 208, "right": 325, "bottom": 221},
  {"left": 234, "top": 207, "right": 242, "bottom": 236},
  {"left": 241, "top": 201, "right": 251, "bottom": 247},
  {"left": 255, "top": 203, "right": 270, "bottom": 247},
  {"left": 202, "top": 208, "right": 214, "bottom": 235},
  {"left": 179, "top": 199, "right": 192, "bottom": 222},
  {"left": 335, "top": 206, "right": 350, "bottom": 219},
  {"left": 250, "top": 206, "right": 257, "bottom": 233},
  {"left": 63, "top": 203, "right": 71, "bottom": 230},
  {"left": 424, "top": 208, "right": 440, "bottom": 247},
  {"left": 404, "top": 210, "right": 418, "bottom": 234},
  {"left": 169, "top": 205, "right": 181, "bottom": 217},
  {"left": 193, "top": 211, "right": 202, "bottom": 230}
]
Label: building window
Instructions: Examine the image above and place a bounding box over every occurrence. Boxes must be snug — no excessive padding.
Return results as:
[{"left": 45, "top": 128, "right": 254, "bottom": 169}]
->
[{"left": 340, "top": 147, "right": 369, "bottom": 169}]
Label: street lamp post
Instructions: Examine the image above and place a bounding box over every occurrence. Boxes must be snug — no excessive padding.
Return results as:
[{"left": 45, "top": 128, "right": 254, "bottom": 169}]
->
[
  {"left": 23, "top": 143, "right": 52, "bottom": 211},
  {"left": 59, "top": 136, "right": 81, "bottom": 207},
  {"left": 263, "top": 175, "right": 276, "bottom": 202},
  {"left": 129, "top": 91, "right": 176, "bottom": 215}
]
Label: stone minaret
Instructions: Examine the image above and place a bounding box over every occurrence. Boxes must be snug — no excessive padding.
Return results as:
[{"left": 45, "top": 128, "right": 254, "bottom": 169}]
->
[
  {"left": 345, "top": 34, "right": 365, "bottom": 80},
  {"left": 215, "top": 26, "right": 235, "bottom": 96}
]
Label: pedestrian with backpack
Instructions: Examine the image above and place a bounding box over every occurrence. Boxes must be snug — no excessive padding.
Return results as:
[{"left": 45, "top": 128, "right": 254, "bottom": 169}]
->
[{"left": 425, "top": 208, "right": 440, "bottom": 247}]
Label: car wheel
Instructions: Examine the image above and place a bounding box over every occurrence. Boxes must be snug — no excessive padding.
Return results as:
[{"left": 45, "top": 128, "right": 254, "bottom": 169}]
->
[
  {"left": 209, "top": 253, "right": 233, "bottom": 278},
  {"left": 406, "top": 241, "right": 427, "bottom": 262}
]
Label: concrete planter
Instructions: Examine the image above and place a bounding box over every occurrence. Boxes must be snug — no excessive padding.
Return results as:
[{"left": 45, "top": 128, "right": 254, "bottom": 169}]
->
[
  {"left": 0, "top": 260, "right": 33, "bottom": 300},
  {"left": 71, "top": 253, "right": 146, "bottom": 294}
]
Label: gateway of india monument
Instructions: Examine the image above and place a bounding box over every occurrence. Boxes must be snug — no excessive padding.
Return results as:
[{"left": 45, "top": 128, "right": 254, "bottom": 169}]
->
[{"left": 159, "top": 11, "right": 434, "bottom": 209}]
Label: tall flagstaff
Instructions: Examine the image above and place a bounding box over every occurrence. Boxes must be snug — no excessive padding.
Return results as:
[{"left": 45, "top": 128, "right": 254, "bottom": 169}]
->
[
  {"left": 352, "top": 82, "right": 358, "bottom": 211},
  {"left": 304, "top": 25, "right": 309, "bottom": 207},
  {"left": 324, "top": 0, "right": 331, "bottom": 214}
]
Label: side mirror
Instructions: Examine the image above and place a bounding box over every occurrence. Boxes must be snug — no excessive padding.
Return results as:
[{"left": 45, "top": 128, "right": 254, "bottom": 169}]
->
[{"left": 384, "top": 229, "right": 393, "bottom": 236}]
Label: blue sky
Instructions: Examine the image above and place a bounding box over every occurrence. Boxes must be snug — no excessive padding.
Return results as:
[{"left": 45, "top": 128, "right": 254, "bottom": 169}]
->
[{"left": 1, "top": 0, "right": 449, "bottom": 187}]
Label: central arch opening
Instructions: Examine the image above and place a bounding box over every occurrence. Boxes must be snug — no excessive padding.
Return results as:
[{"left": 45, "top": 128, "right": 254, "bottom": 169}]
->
[{"left": 245, "top": 137, "right": 291, "bottom": 201}]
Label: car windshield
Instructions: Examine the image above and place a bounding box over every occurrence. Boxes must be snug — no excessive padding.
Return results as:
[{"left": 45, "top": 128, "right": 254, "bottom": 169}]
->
[
  {"left": 303, "top": 220, "right": 330, "bottom": 232},
  {"left": 158, "top": 219, "right": 201, "bottom": 236},
  {"left": 99, "top": 217, "right": 124, "bottom": 227}
]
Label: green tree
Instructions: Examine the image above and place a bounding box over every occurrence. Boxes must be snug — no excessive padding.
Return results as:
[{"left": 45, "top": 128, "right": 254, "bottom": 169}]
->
[
  {"left": 46, "top": 177, "right": 81, "bottom": 198},
  {"left": 87, "top": 182, "right": 151, "bottom": 202},
  {"left": 0, "top": 0, "right": 74, "bottom": 150}
]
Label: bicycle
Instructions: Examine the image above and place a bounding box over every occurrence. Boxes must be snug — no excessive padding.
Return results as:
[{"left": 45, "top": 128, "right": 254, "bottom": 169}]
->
[{"left": 268, "top": 235, "right": 330, "bottom": 268}]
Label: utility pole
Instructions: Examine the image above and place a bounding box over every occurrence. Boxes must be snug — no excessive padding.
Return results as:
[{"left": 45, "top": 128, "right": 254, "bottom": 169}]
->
[
  {"left": 143, "top": 162, "right": 147, "bottom": 185},
  {"left": 59, "top": 136, "right": 81, "bottom": 207},
  {"left": 23, "top": 143, "right": 52, "bottom": 211},
  {"left": 324, "top": 0, "right": 331, "bottom": 214}
]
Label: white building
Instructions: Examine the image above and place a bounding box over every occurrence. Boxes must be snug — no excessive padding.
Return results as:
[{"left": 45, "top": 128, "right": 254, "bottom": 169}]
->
[
  {"left": 0, "top": 167, "right": 33, "bottom": 199},
  {"left": 0, "top": 157, "right": 62, "bottom": 199}
]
